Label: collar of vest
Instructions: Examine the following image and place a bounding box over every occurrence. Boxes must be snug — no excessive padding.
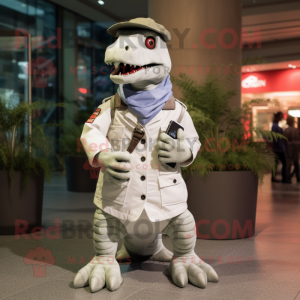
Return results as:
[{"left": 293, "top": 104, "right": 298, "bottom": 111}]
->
[{"left": 114, "top": 93, "right": 175, "bottom": 110}]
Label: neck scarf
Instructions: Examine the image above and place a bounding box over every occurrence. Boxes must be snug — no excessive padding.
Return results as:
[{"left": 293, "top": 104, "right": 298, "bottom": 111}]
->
[{"left": 117, "top": 75, "right": 173, "bottom": 125}]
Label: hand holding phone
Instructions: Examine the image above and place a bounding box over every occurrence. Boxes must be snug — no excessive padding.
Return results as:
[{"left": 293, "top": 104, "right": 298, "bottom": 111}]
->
[{"left": 164, "top": 121, "right": 184, "bottom": 168}]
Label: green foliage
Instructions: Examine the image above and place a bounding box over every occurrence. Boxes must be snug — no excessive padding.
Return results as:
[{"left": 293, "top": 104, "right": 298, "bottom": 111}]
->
[
  {"left": 171, "top": 73, "right": 284, "bottom": 184},
  {"left": 242, "top": 57, "right": 267, "bottom": 66},
  {"left": 59, "top": 98, "right": 97, "bottom": 160},
  {"left": 59, "top": 120, "right": 85, "bottom": 158},
  {"left": 0, "top": 99, "right": 60, "bottom": 188}
]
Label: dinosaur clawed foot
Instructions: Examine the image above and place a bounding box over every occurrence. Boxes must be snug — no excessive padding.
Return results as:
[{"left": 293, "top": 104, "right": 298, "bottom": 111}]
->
[
  {"left": 167, "top": 253, "right": 218, "bottom": 289},
  {"left": 73, "top": 255, "right": 123, "bottom": 292}
]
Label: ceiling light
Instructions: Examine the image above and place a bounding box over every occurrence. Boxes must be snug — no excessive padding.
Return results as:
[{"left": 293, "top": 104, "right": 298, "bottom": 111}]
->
[
  {"left": 288, "top": 64, "right": 297, "bottom": 68},
  {"left": 98, "top": 0, "right": 105, "bottom": 4}
]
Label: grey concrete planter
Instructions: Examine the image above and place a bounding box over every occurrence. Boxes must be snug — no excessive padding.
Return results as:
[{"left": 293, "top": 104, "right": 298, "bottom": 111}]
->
[
  {"left": 185, "top": 171, "right": 258, "bottom": 240},
  {"left": 0, "top": 171, "right": 44, "bottom": 235}
]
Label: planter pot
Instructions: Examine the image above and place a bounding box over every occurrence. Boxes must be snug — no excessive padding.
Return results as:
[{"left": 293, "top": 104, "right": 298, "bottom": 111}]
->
[
  {"left": 0, "top": 171, "right": 44, "bottom": 235},
  {"left": 185, "top": 171, "right": 258, "bottom": 240},
  {"left": 65, "top": 156, "right": 99, "bottom": 193}
]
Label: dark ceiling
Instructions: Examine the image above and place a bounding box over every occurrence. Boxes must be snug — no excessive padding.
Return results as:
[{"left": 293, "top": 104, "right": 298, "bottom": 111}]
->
[{"left": 85, "top": 0, "right": 148, "bottom": 21}]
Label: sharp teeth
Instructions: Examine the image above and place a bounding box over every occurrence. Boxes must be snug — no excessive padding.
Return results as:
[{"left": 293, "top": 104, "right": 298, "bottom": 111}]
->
[
  {"left": 133, "top": 65, "right": 136, "bottom": 68},
  {"left": 119, "top": 72, "right": 121, "bottom": 75},
  {"left": 114, "top": 62, "right": 120, "bottom": 68},
  {"left": 124, "top": 63, "right": 127, "bottom": 66}
]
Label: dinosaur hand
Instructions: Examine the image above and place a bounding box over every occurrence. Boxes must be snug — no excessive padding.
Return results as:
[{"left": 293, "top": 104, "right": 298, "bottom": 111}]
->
[
  {"left": 98, "top": 150, "right": 132, "bottom": 184},
  {"left": 157, "top": 129, "right": 192, "bottom": 164}
]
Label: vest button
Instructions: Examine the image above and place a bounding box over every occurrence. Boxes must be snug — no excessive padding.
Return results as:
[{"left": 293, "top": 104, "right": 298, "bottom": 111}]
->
[
  {"left": 141, "top": 156, "right": 146, "bottom": 162},
  {"left": 173, "top": 179, "right": 177, "bottom": 183},
  {"left": 141, "top": 139, "right": 146, "bottom": 144},
  {"left": 141, "top": 195, "right": 146, "bottom": 200},
  {"left": 141, "top": 176, "right": 146, "bottom": 181}
]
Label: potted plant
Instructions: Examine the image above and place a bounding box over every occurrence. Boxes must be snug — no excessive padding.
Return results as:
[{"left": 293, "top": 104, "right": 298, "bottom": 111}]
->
[
  {"left": 0, "top": 99, "right": 52, "bottom": 235},
  {"left": 59, "top": 99, "right": 100, "bottom": 192},
  {"left": 172, "top": 73, "right": 283, "bottom": 240}
]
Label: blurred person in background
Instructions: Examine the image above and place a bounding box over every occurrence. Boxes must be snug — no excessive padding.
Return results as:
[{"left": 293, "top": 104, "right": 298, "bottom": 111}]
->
[
  {"left": 284, "top": 115, "right": 300, "bottom": 182},
  {"left": 271, "top": 112, "right": 291, "bottom": 183}
]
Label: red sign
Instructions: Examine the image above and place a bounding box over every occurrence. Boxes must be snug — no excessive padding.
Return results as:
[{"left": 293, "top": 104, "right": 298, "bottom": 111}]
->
[{"left": 241, "top": 69, "right": 300, "bottom": 93}]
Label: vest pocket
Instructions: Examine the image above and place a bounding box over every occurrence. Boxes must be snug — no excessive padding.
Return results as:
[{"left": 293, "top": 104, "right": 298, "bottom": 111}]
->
[
  {"left": 107, "top": 125, "right": 125, "bottom": 151},
  {"left": 158, "top": 173, "right": 187, "bottom": 206},
  {"left": 101, "top": 172, "right": 129, "bottom": 205}
]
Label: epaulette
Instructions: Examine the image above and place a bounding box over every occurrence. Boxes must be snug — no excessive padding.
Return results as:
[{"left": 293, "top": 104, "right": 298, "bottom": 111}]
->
[{"left": 102, "top": 96, "right": 113, "bottom": 103}]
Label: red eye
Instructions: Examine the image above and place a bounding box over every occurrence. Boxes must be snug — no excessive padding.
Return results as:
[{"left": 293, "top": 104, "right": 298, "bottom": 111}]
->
[{"left": 145, "top": 37, "right": 155, "bottom": 49}]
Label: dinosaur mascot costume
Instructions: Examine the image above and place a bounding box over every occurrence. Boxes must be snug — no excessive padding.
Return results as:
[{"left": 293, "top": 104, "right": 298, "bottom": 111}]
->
[{"left": 74, "top": 17, "right": 218, "bottom": 292}]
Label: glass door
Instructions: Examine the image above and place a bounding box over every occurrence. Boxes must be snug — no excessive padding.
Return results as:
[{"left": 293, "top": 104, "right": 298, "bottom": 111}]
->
[{"left": 0, "top": 30, "right": 32, "bottom": 149}]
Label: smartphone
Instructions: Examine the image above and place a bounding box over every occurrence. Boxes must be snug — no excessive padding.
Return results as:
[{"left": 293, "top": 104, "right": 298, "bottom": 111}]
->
[{"left": 164, "top": 120, "right": 184, "bottom": 168}]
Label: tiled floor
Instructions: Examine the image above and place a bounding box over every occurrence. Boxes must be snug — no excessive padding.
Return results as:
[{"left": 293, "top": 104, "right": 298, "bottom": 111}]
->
[{"left": 0, "top": 173, "right": 300, "bottom": 299}]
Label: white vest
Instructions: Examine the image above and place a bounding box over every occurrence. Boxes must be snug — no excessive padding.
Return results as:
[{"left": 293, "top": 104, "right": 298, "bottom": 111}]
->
[{"left": 80, "top": 95, "right": 201, "bottom": 222}]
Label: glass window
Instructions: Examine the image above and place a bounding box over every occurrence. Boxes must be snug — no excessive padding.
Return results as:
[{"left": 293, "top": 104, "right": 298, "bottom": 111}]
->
[
  {"left": 0, "top": 0, "right": 59, "bottom": 164},
  {"left": 77, "top": 15, "right": 92, "bottom": 39},
  {"left": 93, "top": 22, "right": 116, "bottom": 105}
]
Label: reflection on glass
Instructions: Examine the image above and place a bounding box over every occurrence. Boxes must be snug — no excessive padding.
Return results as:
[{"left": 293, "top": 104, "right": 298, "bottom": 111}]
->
[
  {"left": 0, "top": 36, "right": 29, "bottom": 104},
  {"left": 77, "top": 16, "right": 92, "bottom": 38},
  {"left": 0, "top": 0, "right": 58, "bottom": 166}
]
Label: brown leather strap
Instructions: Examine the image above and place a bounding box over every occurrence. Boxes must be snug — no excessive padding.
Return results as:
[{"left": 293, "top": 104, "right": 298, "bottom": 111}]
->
[
  {"left": 111, "top": 93, "right": 179, "bottom": 154},
  {"left": 126, "top": 127, "right": 145, "bottom": 154},
  {"left": 114, "top": 92, "right": 127, "bottom": 109},
  {"left": 177, "top": 104, "right": 186, "bottom": 124},
  {"left": 162, "top": 95, "right": 175, "bottom": 110},
  {"left": 110, "top": 94, "right": 115, "bottom": 120}
]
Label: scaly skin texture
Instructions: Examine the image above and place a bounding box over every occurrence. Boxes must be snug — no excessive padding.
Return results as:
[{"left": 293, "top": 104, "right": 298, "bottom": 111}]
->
[
  {"left": 74, "top": 209, "right": 127, "bottom": 292},
  {"left": 162, "top": 210, "right": 219, "bottom": 288},
  {"left": 74, "top": 209, "right": 218, "bottom": 291}
]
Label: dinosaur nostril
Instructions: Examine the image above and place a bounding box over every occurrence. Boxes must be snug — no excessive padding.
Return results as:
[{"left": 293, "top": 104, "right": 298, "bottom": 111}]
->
[{"left": 125, "top": 46, "right": 129, "bottom": 51}]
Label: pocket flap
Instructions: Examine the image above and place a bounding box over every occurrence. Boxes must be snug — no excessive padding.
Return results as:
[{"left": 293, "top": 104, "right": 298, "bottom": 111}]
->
[
  {"left": 158, "top": 173, "right": 183, "bottom": 188},
  {"left": 108, "top": 125, "right": 124, "bottom": 140}
]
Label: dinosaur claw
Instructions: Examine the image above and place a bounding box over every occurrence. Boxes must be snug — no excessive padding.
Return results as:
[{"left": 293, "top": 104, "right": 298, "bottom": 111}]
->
[
  {"left": 73, "top": 273, "right": 86, "bottom": 288},
  {"left": 174, "top": 273, "right": 188, "bottom": 288},
  {"left": 207, "top": 268, "right": 219, "bottom": 283},
  {"left": 90, "top": 277, "right": 105, "bottom": 293},
  {"left": 107, "top": 276, "right": 122, "bottom": 291}
]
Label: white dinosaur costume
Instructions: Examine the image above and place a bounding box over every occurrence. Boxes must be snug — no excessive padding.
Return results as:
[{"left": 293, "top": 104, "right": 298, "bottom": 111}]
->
[{"left": 74, "top": 17, "right": 218, "bottom": 292}]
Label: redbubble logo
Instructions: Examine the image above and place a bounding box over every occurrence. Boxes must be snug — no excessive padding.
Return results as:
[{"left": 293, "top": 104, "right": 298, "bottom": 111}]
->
[
  {"left": 241, "top": 75, "right": 266, "bottom": 89},
  {"left": 24, "top": 246, "right": 55, "bottom": 277},
  {"left": 25, "top": 56, "right": 57, "bottom": 88}
]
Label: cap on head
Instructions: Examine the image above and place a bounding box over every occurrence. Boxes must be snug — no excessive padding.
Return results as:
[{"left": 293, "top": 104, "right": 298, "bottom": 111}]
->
[{"left": 107, "top": 17, "right": 171, "bottom": 42}]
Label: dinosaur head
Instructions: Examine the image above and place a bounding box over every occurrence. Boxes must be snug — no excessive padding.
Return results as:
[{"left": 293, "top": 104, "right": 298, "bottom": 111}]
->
[{"left": 105, "top": 18, "right": 172, "bottom": 87}]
